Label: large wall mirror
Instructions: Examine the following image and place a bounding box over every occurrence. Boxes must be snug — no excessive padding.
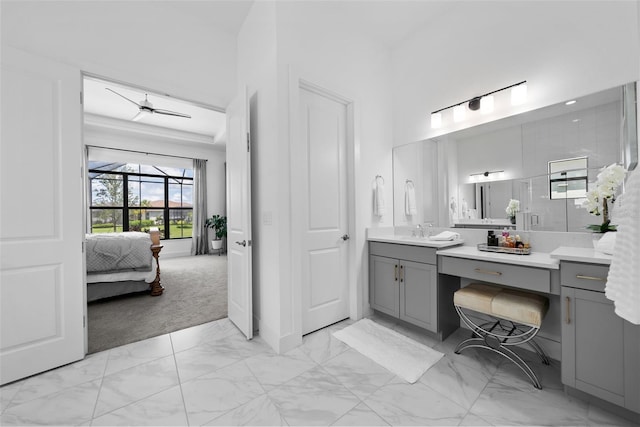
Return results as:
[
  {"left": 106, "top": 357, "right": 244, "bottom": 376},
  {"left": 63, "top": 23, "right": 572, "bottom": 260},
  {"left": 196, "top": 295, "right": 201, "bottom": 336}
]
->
[{"left": 393, "top": 82, "right": 638, "bottom": 232}]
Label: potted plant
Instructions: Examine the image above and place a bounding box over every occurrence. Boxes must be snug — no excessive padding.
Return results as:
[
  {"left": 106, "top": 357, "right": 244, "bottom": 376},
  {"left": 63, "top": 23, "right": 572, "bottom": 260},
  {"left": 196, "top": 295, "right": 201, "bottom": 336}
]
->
[{"left": 205, "top": 214, "right": 227, "bottom": 252}]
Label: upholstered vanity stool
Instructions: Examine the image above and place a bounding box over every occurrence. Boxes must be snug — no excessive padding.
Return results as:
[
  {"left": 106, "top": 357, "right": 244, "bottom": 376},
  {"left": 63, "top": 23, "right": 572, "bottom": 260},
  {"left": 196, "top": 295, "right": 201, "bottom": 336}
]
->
[{"left": 453, "top": 283, "right": 550, "bottom": 389}]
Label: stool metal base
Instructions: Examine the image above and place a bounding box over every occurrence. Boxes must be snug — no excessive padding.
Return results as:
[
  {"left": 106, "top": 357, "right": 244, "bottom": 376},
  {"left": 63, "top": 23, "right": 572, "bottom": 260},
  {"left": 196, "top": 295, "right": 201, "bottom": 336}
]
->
[{"left": 454, "top": 306, "right": 550, "bottom": 389}]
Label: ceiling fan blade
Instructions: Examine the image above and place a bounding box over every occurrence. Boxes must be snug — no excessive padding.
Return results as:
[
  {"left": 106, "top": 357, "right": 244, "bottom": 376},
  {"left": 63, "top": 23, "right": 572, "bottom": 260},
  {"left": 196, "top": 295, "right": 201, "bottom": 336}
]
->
[
  {"left": 131, "top": 111, "right": 149, "bottom": 122},
  {"left": 153, "top": 108, "right": 192, "bottom": 119},
  {"left": 105, "top": 88, "right": 141, "bottom": 108}
]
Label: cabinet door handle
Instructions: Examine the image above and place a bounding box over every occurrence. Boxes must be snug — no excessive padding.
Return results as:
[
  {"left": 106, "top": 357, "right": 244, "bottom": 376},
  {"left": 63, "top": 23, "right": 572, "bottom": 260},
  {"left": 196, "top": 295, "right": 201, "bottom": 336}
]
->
[
  {"left": 575, "top": 274, "right": 606, "bottom": 282},
  {"left": 474, "top": 268, "right": 502, "bottom": 276},
  {"left": 394, "top": 264, "right": 398, "bottom": 282},
  {"left": 565, "top": 296, "right": 571, "bottom": 324},
  {"left": 400, "top": 265, "right": 404, "bottom": 283}
]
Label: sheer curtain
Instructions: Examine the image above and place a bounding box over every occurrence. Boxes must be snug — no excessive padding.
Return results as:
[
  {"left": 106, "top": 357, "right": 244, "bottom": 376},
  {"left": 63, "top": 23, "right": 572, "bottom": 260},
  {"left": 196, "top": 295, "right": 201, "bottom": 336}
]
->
[{"left": 191, "top": 159, "right": 209, "bottom": 255}]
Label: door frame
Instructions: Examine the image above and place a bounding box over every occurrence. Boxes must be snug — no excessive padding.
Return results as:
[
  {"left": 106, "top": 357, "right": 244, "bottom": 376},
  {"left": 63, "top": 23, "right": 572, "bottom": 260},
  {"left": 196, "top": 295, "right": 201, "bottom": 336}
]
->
[{"left": 288, "top": 67, "right": 359, "bottom": 344}]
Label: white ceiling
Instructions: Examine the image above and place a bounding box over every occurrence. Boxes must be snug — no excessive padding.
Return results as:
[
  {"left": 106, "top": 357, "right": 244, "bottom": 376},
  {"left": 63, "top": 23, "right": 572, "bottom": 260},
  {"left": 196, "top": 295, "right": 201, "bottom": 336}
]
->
[
  {"left": 83, "top": 76, "right": 227, "bottom": 143},
  {"left": 79, "top": 0, "right": 459, "bottom": 144}
]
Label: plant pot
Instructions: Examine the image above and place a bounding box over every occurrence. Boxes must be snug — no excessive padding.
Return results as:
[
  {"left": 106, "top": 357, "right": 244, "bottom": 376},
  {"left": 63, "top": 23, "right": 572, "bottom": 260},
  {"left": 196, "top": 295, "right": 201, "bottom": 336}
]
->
[
  {"left": 510, "top": 216, "right": 516, "bottom": 225},
  {"left": 211, "top": 240, "right": 223, "bottom": 250}
]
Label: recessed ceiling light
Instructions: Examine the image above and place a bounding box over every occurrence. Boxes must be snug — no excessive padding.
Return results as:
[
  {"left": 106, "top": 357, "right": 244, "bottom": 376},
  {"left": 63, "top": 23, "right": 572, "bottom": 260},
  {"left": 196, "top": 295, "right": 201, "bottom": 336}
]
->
[
  {"left": 572, "top": 118, "right": 580, "bottom": 123},
  {"left": 565, "top": 100, "right": 577, "bottom": 105}
]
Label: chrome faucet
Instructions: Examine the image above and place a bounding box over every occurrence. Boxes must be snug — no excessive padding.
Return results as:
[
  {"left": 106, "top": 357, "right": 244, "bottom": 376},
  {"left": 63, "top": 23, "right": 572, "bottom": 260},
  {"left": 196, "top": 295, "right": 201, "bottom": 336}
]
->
[
  {"left": 412, "top": 224, "right": 424, "bottom": 238},
  {"left": 424, "top": 222, "right": 433, "bottom": 236}
]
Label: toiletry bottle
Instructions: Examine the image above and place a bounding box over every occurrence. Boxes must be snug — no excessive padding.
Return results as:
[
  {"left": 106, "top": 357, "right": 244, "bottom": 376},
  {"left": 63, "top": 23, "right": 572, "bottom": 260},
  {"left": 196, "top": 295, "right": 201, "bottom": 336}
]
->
[{"left": 487, "top": 230, "right": 495, "bottom": 246}]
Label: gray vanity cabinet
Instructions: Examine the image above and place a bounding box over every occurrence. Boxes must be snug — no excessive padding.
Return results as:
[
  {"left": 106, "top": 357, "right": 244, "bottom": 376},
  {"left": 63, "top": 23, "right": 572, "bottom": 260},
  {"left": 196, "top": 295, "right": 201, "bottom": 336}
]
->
[
  {"left": 369, "top": 242, "right": 437, "bottom": 332},
  {"left": 561, "top": 261, "right": 640, "bottom": 414}
]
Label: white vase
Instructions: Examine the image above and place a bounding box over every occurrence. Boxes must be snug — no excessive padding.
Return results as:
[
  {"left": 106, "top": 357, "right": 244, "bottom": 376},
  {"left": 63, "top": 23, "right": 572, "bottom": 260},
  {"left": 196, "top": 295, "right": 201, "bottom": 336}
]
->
[{"left": 211, "top": 240, "right": 223, "bottom": 250}]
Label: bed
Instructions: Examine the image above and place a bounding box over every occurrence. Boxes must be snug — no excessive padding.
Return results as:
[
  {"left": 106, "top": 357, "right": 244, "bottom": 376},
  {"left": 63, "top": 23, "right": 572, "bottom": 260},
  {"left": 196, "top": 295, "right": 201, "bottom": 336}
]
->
[{"left": 86, "top": 230, "right": 163, "bottom": 302}]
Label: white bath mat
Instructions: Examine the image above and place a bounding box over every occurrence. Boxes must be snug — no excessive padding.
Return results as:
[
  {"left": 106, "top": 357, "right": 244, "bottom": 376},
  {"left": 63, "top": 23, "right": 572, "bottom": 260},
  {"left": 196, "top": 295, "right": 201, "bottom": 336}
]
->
[{"left": 332, "top": 318, "right": 443, "bottom": 383}]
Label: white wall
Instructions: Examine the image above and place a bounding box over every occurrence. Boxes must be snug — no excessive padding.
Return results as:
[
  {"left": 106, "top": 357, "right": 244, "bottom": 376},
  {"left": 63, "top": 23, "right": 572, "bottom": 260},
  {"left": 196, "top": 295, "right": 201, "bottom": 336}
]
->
[
  {"left": 84, "top": 125, "right": 226, "bottom": 258},
  {"left": 237, "top": 0, "right": 281, "bottom": 350},
  {"left": 392, "top": 1, "right": 640, "bottom": 146},
  {"left": 237, "top": 1, "right": 394, "bottom": 352},
  {"left": 1, "top": 1, "right": 237, "bottom": 108}
]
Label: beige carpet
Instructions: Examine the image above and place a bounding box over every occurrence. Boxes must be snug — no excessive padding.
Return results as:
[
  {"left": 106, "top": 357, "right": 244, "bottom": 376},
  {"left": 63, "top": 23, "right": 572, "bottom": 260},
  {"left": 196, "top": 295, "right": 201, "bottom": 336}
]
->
[{"left": 88, "top": 254, "right": 227, "bottom": 353}]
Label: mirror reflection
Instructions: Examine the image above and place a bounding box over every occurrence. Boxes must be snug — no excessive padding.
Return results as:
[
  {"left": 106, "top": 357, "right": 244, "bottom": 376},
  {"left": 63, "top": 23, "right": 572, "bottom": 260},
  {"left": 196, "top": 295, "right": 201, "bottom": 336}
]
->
[{"left": 393, "top": 82, "right": 637, "bottom": 232}]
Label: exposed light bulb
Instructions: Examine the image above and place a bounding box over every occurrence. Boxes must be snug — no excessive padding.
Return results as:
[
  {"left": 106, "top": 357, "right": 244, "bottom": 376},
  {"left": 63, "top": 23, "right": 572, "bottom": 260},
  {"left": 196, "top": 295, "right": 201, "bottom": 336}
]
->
[
  {"left": 480, "top": 95, "right": 494, "bottom": 114},
  {"left": 431, "top": 112, "right": 442, "bottom": 128},
  {"left": 565, "top": 100, "right": 576, "bottom": 105},
  {"left": 511, "top": 83, "right": 527, "bottom": 105},
  {"left": 453, "top": 104, "right": 466, "bottom": 122}
]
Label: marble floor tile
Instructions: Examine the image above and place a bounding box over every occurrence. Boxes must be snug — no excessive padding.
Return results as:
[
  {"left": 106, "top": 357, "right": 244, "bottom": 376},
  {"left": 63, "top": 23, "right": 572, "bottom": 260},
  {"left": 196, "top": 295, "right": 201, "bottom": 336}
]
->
[
  {"left": 0, "top": 379, "right": 101, "bottom": 426},
  {"left": 458, "top": 412, "right": 494, "bottom": 426},
  {"left": 181, "top": 360, "right": 265, "bottom": 426},
  {"left": 469, "top": 367, "right": 590, "bottom": 426},
  {"left": 9, "top": 352, "right": 108, "bottom": 407},
  {"left": 0, "top": 379, "right": 25, "bottom": 413},
  {"left": 104, "top": 334, "right": 173, "bottom": 376},
  {"left": 244, "top": 347, "right": 317, "bottom": 391},
  {"left": 170, "top": 317, "right": 239, "bottom": 353},
  {"left": 174, "top": 341, "right": 244, "bottom": 383},
  {"left": 204, "top": 394, "right": 288, "bottom": 426},
  {"left": 94, "top": 355, "right": 179, "bottom": 418},
  {"left": 298, "top": 322, "right": 351, "bottom": 365},
  {"left": 268, "top": 365, "right": 360, "bottom": 426},
  {"left": 331, "top": 402, "right": 390, "bottom": 426},
  {"left": 322, "top": 348, "right": 395, "bottom": 400},
  {"left": 418, "top": 353, "right": 492, "bottom": 410},
  {"left": 363, "top": 380, "right": 467, "bottom": 426},
  {"left": 91, "top": 385, "right": 187, "bottom": 426},
  {"left": 587, "top": 402, "right": 640, "bottom": 427}
]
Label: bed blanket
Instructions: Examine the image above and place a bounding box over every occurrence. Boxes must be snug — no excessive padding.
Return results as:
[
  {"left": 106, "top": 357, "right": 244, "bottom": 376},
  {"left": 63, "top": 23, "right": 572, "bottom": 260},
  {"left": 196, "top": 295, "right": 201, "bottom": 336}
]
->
[{"left": 86, "top": 232, "right": 153, "bottom": 273}]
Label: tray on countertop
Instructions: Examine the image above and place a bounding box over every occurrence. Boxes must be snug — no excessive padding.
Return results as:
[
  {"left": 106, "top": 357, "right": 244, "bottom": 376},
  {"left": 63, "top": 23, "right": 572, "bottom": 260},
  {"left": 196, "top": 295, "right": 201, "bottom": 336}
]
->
[{"left": 477, "top": 243, "right": 531, "bottom": 255}]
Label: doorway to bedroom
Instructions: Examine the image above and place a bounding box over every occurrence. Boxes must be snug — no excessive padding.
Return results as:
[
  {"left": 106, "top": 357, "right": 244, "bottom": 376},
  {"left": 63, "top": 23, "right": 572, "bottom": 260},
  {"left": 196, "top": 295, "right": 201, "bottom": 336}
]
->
[{"left": 83, "top": 74, "right": 229, "bottom": 353}]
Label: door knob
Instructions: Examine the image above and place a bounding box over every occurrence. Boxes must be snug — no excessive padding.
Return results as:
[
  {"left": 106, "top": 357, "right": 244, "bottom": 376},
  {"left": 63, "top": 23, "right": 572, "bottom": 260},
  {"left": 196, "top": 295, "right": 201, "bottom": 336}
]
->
[
  {"left": 235, "top": 240, "right": 246, "bottom": 247},
  {"left": 341, "top": 234, "right": 350, "bottom": 241}
]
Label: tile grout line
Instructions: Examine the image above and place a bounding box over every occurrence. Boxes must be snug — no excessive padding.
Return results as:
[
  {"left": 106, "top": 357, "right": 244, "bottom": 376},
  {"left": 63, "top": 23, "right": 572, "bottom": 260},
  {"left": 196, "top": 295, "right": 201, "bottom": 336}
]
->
[
  {"left": 89, "top": 348, "right": 112, "bottom": 424},
  {"left": 169, "top": 333, "right": 191, "bottom": 426}
]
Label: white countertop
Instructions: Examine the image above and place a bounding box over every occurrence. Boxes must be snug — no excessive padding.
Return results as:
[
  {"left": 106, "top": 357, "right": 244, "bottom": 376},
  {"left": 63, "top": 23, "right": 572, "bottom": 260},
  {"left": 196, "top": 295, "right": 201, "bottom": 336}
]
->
[
  {"left": 549, "top": 246, "right": 612, "bottom": 265},
  {"left": 367, "top": 235, "right": 465, "bottom": 249},
  {"left": 436, "top": 245, "right": 560, "bottom": 269}
]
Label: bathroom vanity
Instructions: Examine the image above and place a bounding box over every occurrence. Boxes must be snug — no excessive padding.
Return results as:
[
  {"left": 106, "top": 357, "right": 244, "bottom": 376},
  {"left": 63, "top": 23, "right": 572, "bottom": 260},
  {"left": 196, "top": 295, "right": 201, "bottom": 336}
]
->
[
  {"left": 551, "top": 248, "right": 640, "bottom": 417},
  {"left": 367, "top": 234, "right": 463, "bottom": 339},
  {"left": 367, "top": 234, "right": 639, "bottom": 421}
]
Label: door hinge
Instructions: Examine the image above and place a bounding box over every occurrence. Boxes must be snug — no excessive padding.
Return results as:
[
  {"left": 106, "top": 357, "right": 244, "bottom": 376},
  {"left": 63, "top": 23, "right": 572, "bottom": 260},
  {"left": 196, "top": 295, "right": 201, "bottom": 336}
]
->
[
  {"left": 82, "top": 241, "right": 85, "bottom": 253},
  {"left": 247, "top": 132, "right": 250, "bottom": 152},
  {"left": 80, "top": 91, "right": 83, "bottom": 105},
  {"left": 83, "top": 315, "right": 86, "bottom": 328}
]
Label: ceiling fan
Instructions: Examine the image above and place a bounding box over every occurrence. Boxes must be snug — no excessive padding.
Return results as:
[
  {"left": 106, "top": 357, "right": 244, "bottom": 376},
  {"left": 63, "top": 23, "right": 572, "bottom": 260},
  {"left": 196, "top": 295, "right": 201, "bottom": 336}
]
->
[{"left": 105, "top": 88, "right": 192, "bottom": 121}]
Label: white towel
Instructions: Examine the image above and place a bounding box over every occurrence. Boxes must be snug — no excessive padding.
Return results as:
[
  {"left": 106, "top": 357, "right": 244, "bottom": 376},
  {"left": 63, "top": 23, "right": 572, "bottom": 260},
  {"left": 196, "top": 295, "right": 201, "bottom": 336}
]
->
[
  {"left": 429, "top": 231, "right": 460, "bottom": 241},
  {"left": 606, "top": 168, "right": 640, "bottom": 325},
  {"left": 405, "top": 181, "right": 417, "bottom": 216},
  {"left": 373, "top": 176, "right": 385, "bottom": 217}
]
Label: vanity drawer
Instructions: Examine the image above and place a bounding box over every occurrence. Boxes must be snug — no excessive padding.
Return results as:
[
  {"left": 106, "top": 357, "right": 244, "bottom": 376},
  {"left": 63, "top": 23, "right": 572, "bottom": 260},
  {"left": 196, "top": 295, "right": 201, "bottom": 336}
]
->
[
  {"left": 440, "top": 256, "right": 550, "bottom": 293},
  {"left": 561, "top": 261, "right": 609, "bottom": 292},
  {"left": 369, "top": 242, "right": 437, "bottom": 265}
]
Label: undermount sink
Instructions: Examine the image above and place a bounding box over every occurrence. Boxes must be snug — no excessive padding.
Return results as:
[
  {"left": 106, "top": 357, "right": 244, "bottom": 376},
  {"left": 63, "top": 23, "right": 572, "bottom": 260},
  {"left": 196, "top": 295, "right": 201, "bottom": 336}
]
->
[{"left": 398, "top": 235, "right": 428, "bottom": 240}]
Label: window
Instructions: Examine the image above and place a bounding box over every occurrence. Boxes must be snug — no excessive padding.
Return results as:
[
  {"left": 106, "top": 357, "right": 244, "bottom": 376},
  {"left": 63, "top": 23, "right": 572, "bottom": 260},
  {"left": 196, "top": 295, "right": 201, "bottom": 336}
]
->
[
  {"left": 89, "top": 162, "right": 193, "bottom": 239},
  {"left": 548, "top": 157, "right": 588, "bottom": 200}
]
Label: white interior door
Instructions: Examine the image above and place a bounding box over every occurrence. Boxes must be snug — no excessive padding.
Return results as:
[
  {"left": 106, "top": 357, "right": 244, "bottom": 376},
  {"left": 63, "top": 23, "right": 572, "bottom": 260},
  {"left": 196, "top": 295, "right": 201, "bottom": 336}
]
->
[
  {"left": 299, "top": 85, "right": 350, "bottom": 335},
  {"left": 226, "top": 90, "right": 253, "bottom": 340},
  {"left": 0, "top": 47, "right": 84, "bottom": 385}
]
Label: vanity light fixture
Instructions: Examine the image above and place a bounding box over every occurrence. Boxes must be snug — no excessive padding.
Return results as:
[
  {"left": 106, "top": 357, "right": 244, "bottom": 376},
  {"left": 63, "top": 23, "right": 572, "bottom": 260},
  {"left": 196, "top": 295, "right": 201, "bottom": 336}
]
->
[
  {"left": 430, "top": 81, "right": 527, "bottom": 128},
  {"left": 470, "top": 170, "right": 505, "bottom": 182}
]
